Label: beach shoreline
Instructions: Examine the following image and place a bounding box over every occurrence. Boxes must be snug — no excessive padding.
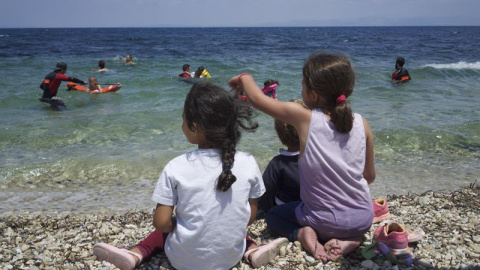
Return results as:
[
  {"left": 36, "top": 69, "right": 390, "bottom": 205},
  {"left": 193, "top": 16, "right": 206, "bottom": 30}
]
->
[{"left": 1, "top": 186, "right": 479, "bottom": 270}]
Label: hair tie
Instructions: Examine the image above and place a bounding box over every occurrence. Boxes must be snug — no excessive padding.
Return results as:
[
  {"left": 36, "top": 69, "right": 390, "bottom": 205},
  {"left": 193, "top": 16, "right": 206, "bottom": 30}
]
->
[{"left": 336, "top": 94, "right": 347, "bottom": 104}]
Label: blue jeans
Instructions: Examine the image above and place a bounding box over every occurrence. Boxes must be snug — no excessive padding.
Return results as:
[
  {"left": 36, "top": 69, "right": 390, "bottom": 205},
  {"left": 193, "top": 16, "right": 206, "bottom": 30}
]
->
[{"left": 265, "top": 201, "right": 302, "bottom": 242}]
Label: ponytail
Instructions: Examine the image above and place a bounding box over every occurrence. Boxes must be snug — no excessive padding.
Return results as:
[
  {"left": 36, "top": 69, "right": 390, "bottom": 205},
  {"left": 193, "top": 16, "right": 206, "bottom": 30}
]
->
[{"left": 331, "top": 98, "right": 354, "bottom": 133}]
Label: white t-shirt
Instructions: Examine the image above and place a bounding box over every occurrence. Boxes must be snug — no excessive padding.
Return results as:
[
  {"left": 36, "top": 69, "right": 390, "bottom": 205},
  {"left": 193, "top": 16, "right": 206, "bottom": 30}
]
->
[{"left": 152, "top": 149, "right": 265, "bottom": 270}]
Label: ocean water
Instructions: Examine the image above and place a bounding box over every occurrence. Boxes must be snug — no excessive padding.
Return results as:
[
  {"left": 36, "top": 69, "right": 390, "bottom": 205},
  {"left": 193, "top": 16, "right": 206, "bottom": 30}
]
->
[{"left": 0, "top": 27, "right": 479, "bottom": 213}]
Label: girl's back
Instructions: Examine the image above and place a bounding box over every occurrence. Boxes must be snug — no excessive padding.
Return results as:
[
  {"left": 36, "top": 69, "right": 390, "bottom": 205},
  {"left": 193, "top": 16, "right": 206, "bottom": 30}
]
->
[
  {"left": 152, "top": 149, "right": 263, "bottom": 269},
  {"left": 230, "top": 51, "right": 375, "bottom": 233},
  {"left": 296, "top": 110, "right": 373, "bottom": 240},
  {"left": 152, "top": 82, "right": 263, "bottom": 270}
]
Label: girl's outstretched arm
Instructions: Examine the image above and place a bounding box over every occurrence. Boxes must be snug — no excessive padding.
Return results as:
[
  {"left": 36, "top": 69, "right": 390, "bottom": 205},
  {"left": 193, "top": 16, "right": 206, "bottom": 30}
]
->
[
  {"left": 229, "top": 74, "right": 311, "bottom": 149},
  {"left": 362, "top": 117, "right": 376, "bottom": 184},
  {"left": 153, "top": 203, "right": 175, "bottom": 232},
  {"left": 248, "top": 198, "right": 258, "bottom": 226}
]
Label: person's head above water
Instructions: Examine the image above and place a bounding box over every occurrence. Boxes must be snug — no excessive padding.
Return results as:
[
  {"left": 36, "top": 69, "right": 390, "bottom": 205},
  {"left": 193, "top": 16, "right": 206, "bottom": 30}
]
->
[
  {"left": 98, "top": 60, "right": 106, "bottom": 69},
  {"left": 54, "top": 62, "right": 67, "bottom": 72},
  {"left": 395, "top": 57, "right": 406, "bottom": 69},
  {"left": 88, "top": 76, "right": 100, "bottom": 90},
  {"left": 194, "top": 67, "right": 205, "bottom": 78}
]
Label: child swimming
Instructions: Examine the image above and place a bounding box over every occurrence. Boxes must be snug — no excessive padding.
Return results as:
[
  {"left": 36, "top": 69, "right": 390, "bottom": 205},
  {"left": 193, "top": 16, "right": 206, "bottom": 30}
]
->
[
  {"left": 87, "top": 76, "right": 101, "bottom": 94},
  {"left": 261, "top": 79, "right": 279, "bottom": 99}
]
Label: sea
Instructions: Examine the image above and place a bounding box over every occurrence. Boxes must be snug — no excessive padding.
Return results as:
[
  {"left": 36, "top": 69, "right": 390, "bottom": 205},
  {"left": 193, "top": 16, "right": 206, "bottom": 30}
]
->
[{"left": 0, "top": 27, "right": 479, "bottom": 213}]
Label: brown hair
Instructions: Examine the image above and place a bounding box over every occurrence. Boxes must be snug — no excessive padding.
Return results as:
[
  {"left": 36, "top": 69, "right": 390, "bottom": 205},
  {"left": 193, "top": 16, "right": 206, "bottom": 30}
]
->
[
  {"left": 396, "top": 57, "right": 405, "bottom": 67},
  {"left": 274, "top": 99, "right": 305, "bottom": 148},
  {"left": 264, "top": 79, "right": 279, "bottom": 87},
  {"left": 302, "top": 51, "right": 355, "bottom": 133}
]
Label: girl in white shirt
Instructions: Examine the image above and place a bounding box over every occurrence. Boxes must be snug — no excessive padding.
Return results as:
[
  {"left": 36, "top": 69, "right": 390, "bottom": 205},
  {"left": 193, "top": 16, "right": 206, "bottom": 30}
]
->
[{"left": 94, "top": 82, "right": 288, "bottom": 270}]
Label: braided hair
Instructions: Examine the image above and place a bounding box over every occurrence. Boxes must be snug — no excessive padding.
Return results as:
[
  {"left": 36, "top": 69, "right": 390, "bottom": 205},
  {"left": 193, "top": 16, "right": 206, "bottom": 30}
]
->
[{"left": 183, "top": 82, "right": 258, "bottom": 192}]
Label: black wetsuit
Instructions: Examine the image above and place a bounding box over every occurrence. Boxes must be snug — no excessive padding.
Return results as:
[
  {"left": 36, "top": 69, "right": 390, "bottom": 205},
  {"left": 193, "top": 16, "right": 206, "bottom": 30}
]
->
[
  {"left": 40, "top": 71, "right": 84, "bottom": 99},
  {"left": 392, "top": 68, "right": 411, "bottom": 81}
]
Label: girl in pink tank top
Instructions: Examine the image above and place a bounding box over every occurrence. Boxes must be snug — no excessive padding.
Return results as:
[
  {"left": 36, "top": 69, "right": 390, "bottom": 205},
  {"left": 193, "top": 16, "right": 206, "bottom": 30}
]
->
[{"left": 229, "top": 51, "right": 376, "bottom": 263}]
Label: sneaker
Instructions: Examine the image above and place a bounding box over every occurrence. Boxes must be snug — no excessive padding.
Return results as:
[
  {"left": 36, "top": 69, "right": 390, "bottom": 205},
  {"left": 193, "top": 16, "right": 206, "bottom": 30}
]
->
[
  {"left": 372, "top": 198, "right": 391, "bottom": 223},
  {"left": 378, "top": 220, "right": 424, "bottom": 243},
  {"left": 373, "top": 222, "right": 410, "bottom": 256}
]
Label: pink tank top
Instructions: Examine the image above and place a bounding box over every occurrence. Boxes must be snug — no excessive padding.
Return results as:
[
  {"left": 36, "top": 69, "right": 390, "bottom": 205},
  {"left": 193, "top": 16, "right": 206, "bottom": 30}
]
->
[{"left": 295, "top": 109, "right": 373, "bottom": 240}]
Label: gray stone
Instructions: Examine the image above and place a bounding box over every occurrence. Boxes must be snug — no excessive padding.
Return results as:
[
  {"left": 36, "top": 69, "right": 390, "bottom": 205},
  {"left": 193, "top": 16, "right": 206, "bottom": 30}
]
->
[{"left": 361, "top": 260, "right": 374, "bottom": 269}]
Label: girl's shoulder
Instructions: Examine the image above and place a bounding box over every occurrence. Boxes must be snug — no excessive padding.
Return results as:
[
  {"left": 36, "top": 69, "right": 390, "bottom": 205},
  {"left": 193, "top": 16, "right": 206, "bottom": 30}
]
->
[
  {"left": 235, "top": 150, "right": 256, "bottom": 160},
  {"left": 233, "top": 151, "right": 259, "bottom": 167}
]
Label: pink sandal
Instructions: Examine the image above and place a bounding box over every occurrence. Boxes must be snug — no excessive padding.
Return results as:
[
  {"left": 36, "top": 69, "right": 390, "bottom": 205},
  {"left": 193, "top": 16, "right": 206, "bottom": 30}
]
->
[
  {"left": 93, "top": 243, "right": 143, "bottom": 270},
  {"left": 244, "top": 238, "right": 289, "bottom": 268}
]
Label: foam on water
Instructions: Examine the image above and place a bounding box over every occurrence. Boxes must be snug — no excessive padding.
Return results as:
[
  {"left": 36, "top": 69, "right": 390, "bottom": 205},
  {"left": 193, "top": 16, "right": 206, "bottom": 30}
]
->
[{"left": 423, "top": 61, "right": 480, "bottom": 70}]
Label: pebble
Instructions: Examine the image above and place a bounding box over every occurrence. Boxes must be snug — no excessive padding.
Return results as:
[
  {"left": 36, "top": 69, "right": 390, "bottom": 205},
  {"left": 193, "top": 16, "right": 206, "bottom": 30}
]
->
[
  {"left": 468, "top": 242, "right": 480, "bottom": 253},
  {"left": 294, "top": 241, "right": 303, "bottom": 251},
  {"left": 416, "top": 259, "right": 435, "bottom": 268},
  {"left": 279, "top": 246, "right": 286, "bottom": 257},
  {"left": 361, "top": 260, "right": 374, "bottom": 269},
  {"left": 1, "top": 188, "right": 479, "bottom": 269},
  {"left": 473, "top": 235, "right": 480, "bottom": 243}
]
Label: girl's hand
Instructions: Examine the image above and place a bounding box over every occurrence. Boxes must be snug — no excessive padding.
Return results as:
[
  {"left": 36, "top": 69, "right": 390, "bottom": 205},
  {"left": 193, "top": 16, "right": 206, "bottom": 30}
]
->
[
  {"left": 229, "top": 73, "right": 250, "bottom": 95},
  {"left": 228, "top": 74, "right": 243, "bottom": 95}
]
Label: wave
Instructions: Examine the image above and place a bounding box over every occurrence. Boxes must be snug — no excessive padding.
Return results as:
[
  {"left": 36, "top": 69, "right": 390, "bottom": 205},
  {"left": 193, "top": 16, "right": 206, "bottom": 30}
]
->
[{"left": 423, "top": 61, "right": 480, "bottom": 70}]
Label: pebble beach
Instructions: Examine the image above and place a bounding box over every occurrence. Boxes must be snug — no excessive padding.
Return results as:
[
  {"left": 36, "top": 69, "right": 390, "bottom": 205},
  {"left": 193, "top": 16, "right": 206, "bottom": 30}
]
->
[{"left": 1, "top": 185, "right": 479, "bottom": 270}]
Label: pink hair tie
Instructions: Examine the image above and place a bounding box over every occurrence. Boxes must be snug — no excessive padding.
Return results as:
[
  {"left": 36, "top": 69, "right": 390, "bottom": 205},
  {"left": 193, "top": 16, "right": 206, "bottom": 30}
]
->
[{"left": 336, "top": 94, "right": 347, "bottom": 104}]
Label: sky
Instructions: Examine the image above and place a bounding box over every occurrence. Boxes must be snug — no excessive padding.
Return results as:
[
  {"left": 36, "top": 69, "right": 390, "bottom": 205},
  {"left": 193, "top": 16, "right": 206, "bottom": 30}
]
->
[{"left": 1, "top": 0, "right": 479, "bottom": 28}]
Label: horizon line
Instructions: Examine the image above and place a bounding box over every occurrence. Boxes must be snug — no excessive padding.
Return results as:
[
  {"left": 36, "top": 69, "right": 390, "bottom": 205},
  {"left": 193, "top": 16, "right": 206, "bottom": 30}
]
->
[{"left": 1, "top": 25, "right": 479, "bottom": 29}]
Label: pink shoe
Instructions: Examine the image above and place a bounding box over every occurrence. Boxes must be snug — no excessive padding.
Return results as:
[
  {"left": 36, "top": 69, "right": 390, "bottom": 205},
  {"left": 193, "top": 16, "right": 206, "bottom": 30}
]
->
[
  {"left": 373, "top": 222, "right": 410, "bottom": 256},
  {"left": 93, "top": 243, "right": 143, "bottom": 270},
  {"left": 244, "top": 238, "right": 289, "bottom": 268},
  {"left": 372, "top": 198, "right": 391, "bottom": 223},
  {"left": 378, "top": 220, "right": 424, "bottom": 243}
]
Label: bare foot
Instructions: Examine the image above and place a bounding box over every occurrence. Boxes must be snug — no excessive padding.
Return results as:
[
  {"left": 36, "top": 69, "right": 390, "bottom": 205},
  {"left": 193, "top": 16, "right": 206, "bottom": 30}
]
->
[
  {"left": 324, "top": 237, "right": 363, "bottom": 261},
  {"left": 297, "top": 226, "right": 329, "bottom": 263}
]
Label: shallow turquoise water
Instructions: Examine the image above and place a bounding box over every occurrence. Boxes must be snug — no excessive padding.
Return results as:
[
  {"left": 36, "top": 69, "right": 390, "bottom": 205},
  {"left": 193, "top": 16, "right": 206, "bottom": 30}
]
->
[{"left": 0, "top": 27, "right": 479, "bottom": 212}]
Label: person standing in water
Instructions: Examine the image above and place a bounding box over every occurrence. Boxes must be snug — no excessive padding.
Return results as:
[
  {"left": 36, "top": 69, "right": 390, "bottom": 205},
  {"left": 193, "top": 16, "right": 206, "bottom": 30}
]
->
[
  {"left": 179, "top": 64, "right": 192, "bottom": 78},
  {"left": 391, "top": 57, "right": 411, "bottom": 83},
  {"left": 39, "top": 62, "right": 86, "bottom": 107}
]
